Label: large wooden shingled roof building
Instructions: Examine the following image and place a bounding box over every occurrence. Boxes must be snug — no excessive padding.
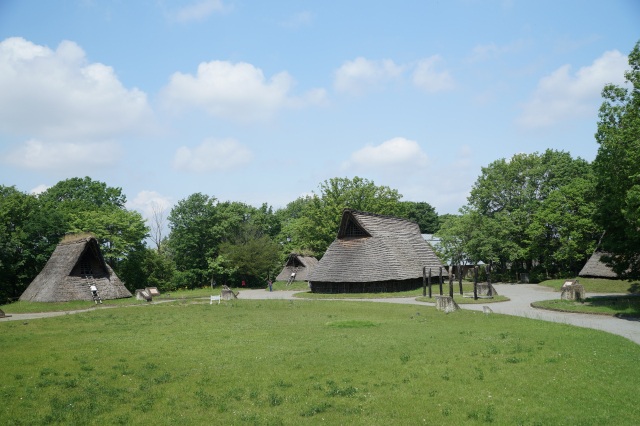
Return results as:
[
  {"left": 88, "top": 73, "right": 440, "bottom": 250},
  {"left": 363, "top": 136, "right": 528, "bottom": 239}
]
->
[
  {"left": 20, "top": 234, "right": 132, "bottom": 302},
  {"left": 308, "top": 209, "right": 446, "bottom": 293}
]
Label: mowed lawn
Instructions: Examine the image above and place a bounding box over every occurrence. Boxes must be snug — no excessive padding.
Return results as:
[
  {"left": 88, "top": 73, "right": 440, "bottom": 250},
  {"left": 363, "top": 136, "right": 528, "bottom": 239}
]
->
[{"left": 2, "top": 300, "right": 639, "bottom": 425}]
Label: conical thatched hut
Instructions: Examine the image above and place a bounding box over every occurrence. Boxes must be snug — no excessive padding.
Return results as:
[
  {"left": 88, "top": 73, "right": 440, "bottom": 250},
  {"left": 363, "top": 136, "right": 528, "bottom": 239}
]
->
[
  {"left": 308, "top": 209, "right": 447, "bottom": 293},
  {"left": 276, "top": 253, "right": 319, "bottom": 282},
  {"left": 20, "top": 234, "right": 132, "bottom": 302},
  {"left": 578, "top": 251, "right": 617, "bottom": 279}
]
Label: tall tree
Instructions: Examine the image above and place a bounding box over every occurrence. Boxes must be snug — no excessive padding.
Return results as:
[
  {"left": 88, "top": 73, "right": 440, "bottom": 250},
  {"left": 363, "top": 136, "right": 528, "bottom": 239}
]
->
[
  {"left": 593, "top": 40, "right": 640, "bottom": 279},
  {"left": 167, "top": 193, "right": 220, "bottom": 287},
  {"left": 167, "top": 194, "right": 281, "bottom": 288},
  {"left": 0, "top": 186, "right": 65, "bottom": 300},
  {"left": 459, "top": 150, "right": 597, "bottom": 279},
  {"left": 400, "top": 201, "right": 439, "bottom": 233}
]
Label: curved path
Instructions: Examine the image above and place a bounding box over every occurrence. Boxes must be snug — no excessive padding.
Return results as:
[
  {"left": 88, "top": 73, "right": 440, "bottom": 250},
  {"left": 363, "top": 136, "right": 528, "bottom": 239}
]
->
[{"left": 3, "top": 284, "right": 639, "bottom": 345}]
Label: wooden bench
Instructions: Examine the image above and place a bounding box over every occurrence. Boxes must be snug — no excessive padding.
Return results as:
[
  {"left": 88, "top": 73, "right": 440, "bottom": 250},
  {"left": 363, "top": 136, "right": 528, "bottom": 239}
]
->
[{"left": 210, "top": 295, "right": 221, "bottom": 305}]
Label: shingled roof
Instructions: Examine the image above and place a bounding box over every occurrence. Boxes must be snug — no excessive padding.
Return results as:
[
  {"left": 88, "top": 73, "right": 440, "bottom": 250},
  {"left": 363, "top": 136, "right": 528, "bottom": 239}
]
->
[
  {"left": 578, "top": 251, "right": 618, "bottom": 279},
  {"left": 308, "top": 210, "right": 446, "bottom": 292},
  {"left": 276, "top": 253, "right": 319, "bottom": 282},
  {"left": 20, "top": 235, "right": 132, "bottom": 302}
]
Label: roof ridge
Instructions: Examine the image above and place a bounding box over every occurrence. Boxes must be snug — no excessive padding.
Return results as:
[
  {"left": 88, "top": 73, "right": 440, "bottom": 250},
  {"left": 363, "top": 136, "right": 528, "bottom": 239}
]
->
[{"left": 346, "top": 209, "right": 415, "bottom": 224}]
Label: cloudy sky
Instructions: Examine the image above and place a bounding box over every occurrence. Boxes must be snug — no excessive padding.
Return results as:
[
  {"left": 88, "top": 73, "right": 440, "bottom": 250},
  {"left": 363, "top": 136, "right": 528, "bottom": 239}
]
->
[{"left": 0, "top": 1, "right": 638, "bottom": 221}]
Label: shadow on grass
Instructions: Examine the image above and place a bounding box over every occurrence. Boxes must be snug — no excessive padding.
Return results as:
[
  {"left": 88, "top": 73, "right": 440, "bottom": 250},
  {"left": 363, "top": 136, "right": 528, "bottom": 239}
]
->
[{"left": 587, "top": 295, "right": 640, "bottom": 318}]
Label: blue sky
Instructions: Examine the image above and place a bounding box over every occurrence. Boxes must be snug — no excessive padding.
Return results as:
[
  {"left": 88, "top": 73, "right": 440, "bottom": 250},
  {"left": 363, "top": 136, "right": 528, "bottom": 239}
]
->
[{"left": 0, "top": 0, "right": 638, "bottom": 222}]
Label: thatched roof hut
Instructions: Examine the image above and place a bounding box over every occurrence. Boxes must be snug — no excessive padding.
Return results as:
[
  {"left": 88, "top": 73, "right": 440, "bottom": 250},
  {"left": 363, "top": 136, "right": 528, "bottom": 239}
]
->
[
  {"left": 308, "top": 209, "right": 446, "bottom": 293},
  {"left": 578, "top": 251, "right": 617, "bottom": 279},
  {"left": 276, "top": 253, "right": 319, "bottom": 282},
  {"left": 20, "top": 234, "right": 132, "bottom": 302}
]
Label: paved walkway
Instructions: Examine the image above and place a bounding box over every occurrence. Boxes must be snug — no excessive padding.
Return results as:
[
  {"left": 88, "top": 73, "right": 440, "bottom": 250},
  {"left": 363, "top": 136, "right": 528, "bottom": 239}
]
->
[{"left": 3, "top": 284, "right": 639, "bottom": 345}]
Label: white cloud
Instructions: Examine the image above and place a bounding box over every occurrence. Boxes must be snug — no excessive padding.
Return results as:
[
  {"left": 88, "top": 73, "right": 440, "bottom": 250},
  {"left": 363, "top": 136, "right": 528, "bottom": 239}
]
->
[
  {"left": 334, "top": 57, "right": 404, "bottom": 94},
  {"left": 0, "top": 37, "right": 154, "bottom": 142},
  {"left": 161, "top": 60, "right": 325, "bottom": 122},
  {"left": 30, "top": 184, "right": 49, "bottom": 195},
  {"left": 173, "top": 0, "right": 227, "bottom": 23},
  {"left": 343, "top": 137, "right": 429, "bottom": 172},
  {"left": 5, "top": 139, "right": 122, "bottom": 171},
  {"left": 173, "top": 138, "right": 253, "bottom": 173},
  {"left": 411, "top": 55, "right": 455, "bottom": 93},
  {"left": 518, "top": 49, "right": 628, "bottom": 128},
  {"left": 127, "top": 190, "right": 173, "bottom": 219},
  {"left": 334, "top": 56, "right": 455, "bottom": 95}
]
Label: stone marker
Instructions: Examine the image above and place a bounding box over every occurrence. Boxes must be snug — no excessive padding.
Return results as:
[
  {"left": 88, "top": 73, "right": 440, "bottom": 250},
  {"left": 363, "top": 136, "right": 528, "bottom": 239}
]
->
[{"left": 435, "top": 295, "right": 459, "bottom": 313}]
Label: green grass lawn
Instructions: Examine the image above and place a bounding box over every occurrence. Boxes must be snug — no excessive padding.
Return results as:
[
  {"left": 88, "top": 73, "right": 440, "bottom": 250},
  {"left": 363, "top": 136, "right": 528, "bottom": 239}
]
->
[
  {"left": 532, "top": 295, "right": 640, "bottom": 318},
  {"left": 538, "top": 277, "right": 640, "bottom": 293},
  {"left": 297, "top": 283, "right": 509, "bottom": 304},
  {"left": 2, "top": 300, "right": 639, "bottom": 425}
]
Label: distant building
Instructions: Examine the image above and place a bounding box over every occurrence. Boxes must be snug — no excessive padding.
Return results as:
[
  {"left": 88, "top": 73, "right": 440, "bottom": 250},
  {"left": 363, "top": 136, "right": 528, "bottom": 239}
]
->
[{"left": 276, "top": 253, "right": 319, "bottom": 282}]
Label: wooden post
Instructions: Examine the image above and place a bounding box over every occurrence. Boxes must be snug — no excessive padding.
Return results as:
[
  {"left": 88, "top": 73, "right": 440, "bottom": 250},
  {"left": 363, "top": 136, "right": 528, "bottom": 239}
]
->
[
  {"left": 422, "top": 266, "right": 427, "bottom": 297},
  {"left": 458, "top": 264, "right": 463, "bottom": 295},
  {"left": 439, "top": 267, "right": 443, "bottom": 295},
  {"left": 473, "top": 266, "right": 478, "bottom": 300},
  {"left": 449, "top": 264, "right": 454, "bottom": 298},
  {"left": 487, "top": 261, "right": 492, "bottom": 296},
  {"left": 428, "top": 268, "right": 432, "bottom": 298}
]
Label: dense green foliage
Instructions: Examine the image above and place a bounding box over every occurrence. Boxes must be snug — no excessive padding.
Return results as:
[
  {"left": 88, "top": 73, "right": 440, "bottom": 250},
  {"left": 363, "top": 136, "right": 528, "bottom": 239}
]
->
[
  {"left": 593, "top": 41, "right": 640, "bottom": 279},
  {"left": 0, "top": 186, "right": 66, "bottom": 302},
  {"left": 437, "top": 150, "right": 600, "bottom": 281},
  {"left": 1, "top": 301, "right": 638, "bottom": 424},
  {"left": 166, "top": 195, "right": 282, "bottom": 288}
]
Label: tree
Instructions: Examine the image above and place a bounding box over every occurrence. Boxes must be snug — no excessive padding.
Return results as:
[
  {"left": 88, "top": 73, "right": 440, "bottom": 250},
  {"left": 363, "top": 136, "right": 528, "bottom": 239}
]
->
[
  {"left": 38, "top": 176, "right": 126, "bottom": 209},
  {"left": 167, "top": 193, "right": 220, "bottom": 287},
  {"left": 0, "top": 186, "right": 66, "bottom": 300},
  {"left": 167, "top": 194, "right": 281, "bottom": 288},
  {"left": 593, "top": 40, "right": 640, "bottom": 278},
  {"left": 400, "top": 201, "right": 439, "bottom": 233},
  {"left": 218, "top": 224, "right": 281, "bottom": 286},
  {"left": 459, "top": 150, "right": 597, "bottom": 279}
]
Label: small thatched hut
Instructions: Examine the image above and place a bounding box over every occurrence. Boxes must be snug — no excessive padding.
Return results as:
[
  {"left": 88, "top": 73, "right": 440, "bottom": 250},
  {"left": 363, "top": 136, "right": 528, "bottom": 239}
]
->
[
  {"left": 20, "top": 234, "right": 132, "bottom": 302},
  {"left": 308, "top": 209, "right": 447, "bottom": 293},
  {"left": 276, "top": 253, "right": 319, "bottom": 282},
  {"left": 578, "top": 251, "right": 617, "bottom": 279}
]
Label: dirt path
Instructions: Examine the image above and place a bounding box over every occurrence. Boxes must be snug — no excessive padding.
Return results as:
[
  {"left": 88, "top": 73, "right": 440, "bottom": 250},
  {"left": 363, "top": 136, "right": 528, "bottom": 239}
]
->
[{"left": 3, "top": 284, "right": 639, "bottom": 345}]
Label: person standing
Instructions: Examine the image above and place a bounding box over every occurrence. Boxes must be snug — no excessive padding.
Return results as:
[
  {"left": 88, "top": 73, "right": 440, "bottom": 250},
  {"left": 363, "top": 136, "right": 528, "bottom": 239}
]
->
[
  {"left": 90, "top": 284, "right": 102, "bottom": 304},
  {"left": 268, "top": 279, "right": 273, "bottom": 292}
]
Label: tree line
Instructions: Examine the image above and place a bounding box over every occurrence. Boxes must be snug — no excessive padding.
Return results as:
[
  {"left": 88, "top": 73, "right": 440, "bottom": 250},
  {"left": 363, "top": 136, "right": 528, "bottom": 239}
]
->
[
  {"left": 0, "top": 175, "right": 439, "bottom": 301},
  {"left": 1, "top": 41, "right": 639, "bottom": 301}
]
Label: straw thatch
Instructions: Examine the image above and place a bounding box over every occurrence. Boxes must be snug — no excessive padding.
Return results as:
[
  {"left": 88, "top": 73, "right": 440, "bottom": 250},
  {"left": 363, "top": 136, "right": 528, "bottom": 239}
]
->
[
  {"left": 276, "top": 253, "right": 319, "bottom": 282},
  {"left": 578, "top": 251, "right": 618, "bottom": 279},
  {"left": 308, "top": 209, "right": 446, "bottom": 293},
  {"left": 20, "top": 235, "right": 132, "bottom": 302}
]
